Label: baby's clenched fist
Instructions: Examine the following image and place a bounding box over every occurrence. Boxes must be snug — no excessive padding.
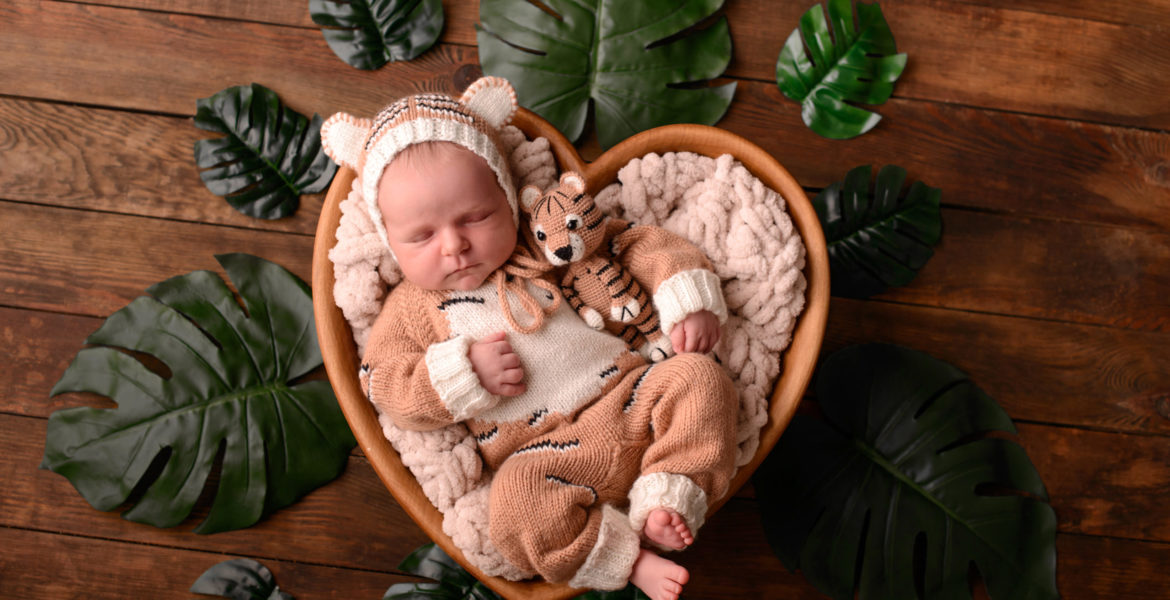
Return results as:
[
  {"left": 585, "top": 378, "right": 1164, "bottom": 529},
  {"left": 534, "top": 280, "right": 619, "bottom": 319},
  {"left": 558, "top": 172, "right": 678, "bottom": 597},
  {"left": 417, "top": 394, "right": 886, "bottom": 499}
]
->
[{"left": 469, "top": 331, "right": 526, "bottom": 396}]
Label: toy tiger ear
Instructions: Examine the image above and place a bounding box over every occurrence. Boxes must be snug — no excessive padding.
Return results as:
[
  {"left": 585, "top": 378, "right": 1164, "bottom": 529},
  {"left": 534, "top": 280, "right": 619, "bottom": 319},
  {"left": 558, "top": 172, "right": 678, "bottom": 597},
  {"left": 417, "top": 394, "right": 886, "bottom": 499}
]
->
[
  {"left": 460, "top": 76, "right": 519, "bottom": 129},
  {"left": 320, "top": 112, "right": 372, "bottom": 170},
  {"left": 559, "top": 171, "right": 586, "bottom": 194},
  {"left": 519, "top": 184, "right": 543, "bottom": 212}
]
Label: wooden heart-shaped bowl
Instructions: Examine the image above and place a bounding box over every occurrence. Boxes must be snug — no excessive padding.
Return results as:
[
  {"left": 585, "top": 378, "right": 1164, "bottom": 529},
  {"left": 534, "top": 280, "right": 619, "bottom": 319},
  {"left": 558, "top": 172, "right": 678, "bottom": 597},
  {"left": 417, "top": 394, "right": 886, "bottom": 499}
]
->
[{"left": 312, "top": 108, "right": 829, "bottom": 599}]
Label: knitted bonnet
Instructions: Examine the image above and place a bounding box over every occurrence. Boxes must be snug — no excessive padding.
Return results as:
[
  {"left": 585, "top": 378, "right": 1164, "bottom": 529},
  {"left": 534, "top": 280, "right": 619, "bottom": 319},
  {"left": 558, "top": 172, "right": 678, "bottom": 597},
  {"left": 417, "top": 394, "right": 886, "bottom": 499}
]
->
[{"left": 320, "top": 76, "right": 520, "bottom": 255}]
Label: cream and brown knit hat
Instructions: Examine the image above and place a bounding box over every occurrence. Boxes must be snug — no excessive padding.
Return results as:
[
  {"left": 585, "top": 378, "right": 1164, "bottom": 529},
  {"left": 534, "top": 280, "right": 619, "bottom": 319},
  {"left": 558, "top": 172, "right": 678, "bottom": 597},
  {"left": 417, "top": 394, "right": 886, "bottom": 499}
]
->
[{"left": 320, "top": 76, "right": 520, "bottom": 254}]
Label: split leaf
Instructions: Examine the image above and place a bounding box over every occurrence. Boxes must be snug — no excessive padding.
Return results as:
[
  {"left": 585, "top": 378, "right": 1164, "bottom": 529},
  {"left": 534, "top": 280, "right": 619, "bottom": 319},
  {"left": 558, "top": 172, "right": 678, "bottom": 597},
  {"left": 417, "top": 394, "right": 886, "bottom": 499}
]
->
[
  {"left": 382, "top": 544, "right": 500, "bottom": 599},
  {"left": 814, "top": 164, "right": 941, "bottom": 298},
  {"left": 42, "top": 254, "right": 355, "bottom": 534},
  {"left": 190, "top": 558, "right": 294, "bottom": 600},
  {"left": 756, "top": 344, "right": 1058, "bottom": 600},
  {"left": 478, "top": 0, "right": 736, "bottom": 149},
  {"left": 310, "top": 0, "right": 444, "bottom": 70},
  {"left": 194, "top": 84, "right": 337, "bottom": 219},
  {"left": 776, "top": 0, "right": 907, "bottom": 139}
]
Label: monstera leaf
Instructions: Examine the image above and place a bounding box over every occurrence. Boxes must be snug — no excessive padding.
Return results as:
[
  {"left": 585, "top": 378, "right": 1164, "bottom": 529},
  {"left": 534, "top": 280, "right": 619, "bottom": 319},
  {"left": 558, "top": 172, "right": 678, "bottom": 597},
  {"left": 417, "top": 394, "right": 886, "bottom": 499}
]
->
[
  {"left": 382, "top": 544, "right": 648, "bottom": 599},
  {"left": 194, "top": 84, "right": 337, "bottom": 219},
  {"left": 814, "top": 164, "right": 941, "bottom": 298},
  {"left": 382, "top": 544, "right": 500, "bottom": 599},
  {"left": 756, "top": 344, "right": 1058, "bottom": 600},
  {"left": 42, "top": 254, "right": 355, "bottom": 534},
  {"left": 191, "top": 558, "right": 294, "bottom": 600},
  {"left": 478, "top": 0, "right": 736, "bottom": 149},
  {"left": 310, "top": 0, "right": 444, "bottom": 70},
  {"left": 776, "top": 0, "right": 907, "bottom": 139}
]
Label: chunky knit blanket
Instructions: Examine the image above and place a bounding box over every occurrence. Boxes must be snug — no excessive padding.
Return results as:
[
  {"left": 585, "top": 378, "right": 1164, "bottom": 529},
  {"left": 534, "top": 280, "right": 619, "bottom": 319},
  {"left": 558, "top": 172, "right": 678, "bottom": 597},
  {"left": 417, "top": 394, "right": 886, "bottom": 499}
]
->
[{"left": 328, "top": 126, "right": 806, "bottom": 579}]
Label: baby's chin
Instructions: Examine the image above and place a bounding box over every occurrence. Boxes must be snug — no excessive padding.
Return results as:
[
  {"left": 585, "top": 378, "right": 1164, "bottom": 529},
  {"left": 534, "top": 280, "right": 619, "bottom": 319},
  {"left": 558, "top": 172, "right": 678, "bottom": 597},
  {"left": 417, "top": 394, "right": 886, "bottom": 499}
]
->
[{"left": 445, "top": 268, "right": 491, "bottom": 291}]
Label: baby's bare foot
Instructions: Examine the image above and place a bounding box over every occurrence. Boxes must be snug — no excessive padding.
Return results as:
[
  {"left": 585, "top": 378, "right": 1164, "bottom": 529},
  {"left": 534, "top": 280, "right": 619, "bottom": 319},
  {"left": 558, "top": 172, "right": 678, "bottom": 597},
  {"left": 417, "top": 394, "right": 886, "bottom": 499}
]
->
[
  {"left": 643, "top": 508, "right": 694, "bottom": 550},
  {"left": 630, "top": 548, "right": 689, "bottom": 600}
]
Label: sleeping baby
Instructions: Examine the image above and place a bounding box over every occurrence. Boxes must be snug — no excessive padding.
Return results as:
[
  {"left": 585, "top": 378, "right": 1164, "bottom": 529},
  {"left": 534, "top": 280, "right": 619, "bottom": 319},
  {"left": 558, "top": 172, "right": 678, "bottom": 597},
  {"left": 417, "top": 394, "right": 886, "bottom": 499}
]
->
[{"left": 320, "top": 76, "right": 737, "bottom": 600}]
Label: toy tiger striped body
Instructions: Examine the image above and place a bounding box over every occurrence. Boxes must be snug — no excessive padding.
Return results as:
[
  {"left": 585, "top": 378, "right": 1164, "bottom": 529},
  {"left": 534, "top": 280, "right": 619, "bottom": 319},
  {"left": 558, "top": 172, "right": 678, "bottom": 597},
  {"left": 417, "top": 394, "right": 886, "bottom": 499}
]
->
[{"left": 520, "top": 172, "right": 674, "bottom": 362}]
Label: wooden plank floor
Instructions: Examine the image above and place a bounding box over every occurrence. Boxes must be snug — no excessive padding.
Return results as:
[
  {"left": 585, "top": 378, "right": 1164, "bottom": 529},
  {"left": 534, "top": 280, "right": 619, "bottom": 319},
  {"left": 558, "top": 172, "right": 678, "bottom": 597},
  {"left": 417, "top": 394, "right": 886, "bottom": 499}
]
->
[{"left": 2, "top": 0, "right": 1168, "bottom": 597}]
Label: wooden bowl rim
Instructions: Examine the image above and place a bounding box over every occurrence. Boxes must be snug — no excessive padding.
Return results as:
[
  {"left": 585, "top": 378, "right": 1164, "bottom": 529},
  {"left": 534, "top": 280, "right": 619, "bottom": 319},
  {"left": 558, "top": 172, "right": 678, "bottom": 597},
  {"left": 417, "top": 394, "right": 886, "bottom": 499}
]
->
[{"left": 311, "top": 108, "right": 829, "bottom": 600}]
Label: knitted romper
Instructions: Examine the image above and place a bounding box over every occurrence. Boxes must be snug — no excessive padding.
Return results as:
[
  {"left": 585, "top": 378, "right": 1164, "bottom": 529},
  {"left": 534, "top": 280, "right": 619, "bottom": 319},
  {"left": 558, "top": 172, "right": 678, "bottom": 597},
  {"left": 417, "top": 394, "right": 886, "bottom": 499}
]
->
[{"left": 360, "top": 226, "right": 737, "bottom": 590}]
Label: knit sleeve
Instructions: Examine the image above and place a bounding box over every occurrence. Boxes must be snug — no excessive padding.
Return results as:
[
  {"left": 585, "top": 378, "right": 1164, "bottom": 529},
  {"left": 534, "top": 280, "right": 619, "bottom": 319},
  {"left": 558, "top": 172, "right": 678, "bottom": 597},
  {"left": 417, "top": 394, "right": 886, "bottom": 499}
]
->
[
  {"left": 609, "top": 221, "right": 728, "bottom": 336},
  {"left": 360, "top": 288, "right": 498, "bottom": 430}
]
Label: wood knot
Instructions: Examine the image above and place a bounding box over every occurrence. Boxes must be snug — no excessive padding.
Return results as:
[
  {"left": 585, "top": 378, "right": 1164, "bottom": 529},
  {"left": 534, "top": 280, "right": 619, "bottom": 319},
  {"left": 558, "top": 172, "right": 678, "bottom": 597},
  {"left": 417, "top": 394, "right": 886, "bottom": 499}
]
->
[
  {"left": 1154, "top": 394, "right": 1170, "bottom": 420},
  {"left": 454, "top": 64, "right": 484, "bottom": 91}
]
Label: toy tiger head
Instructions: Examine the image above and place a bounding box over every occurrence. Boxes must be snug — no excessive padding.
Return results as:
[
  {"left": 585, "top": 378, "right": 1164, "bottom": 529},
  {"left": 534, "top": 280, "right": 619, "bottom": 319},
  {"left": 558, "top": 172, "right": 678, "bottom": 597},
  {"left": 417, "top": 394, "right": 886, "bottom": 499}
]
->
[{"left": 520, "top": 172, "right": 607, "bottom": 267}]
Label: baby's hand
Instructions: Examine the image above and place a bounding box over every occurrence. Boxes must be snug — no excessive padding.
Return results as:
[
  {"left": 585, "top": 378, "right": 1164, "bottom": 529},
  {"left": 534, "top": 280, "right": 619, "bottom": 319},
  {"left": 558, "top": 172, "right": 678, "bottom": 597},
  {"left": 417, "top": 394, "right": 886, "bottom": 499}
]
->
[
  {"left": 469, "top": 332, "right": 526, "bottom": 396},
  {"left": 669, "top": 310, "right": 721, "bottom": 355}
]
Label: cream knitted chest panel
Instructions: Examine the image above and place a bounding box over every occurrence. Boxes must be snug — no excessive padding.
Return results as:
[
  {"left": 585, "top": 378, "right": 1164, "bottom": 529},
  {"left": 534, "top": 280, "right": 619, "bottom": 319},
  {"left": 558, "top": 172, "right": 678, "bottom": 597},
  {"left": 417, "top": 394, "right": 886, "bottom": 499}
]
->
[{"left": 440, "top": 281, "right": 631, "bottom": 424}]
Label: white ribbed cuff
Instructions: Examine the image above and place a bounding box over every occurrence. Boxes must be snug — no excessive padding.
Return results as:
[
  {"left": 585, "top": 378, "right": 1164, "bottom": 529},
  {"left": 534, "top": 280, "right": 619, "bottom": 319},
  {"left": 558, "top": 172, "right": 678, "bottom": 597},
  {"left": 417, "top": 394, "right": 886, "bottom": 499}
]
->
[
  {"left": 654, "top": 269, "right": 728, "bottom": 337},
  {"left": 568, "top": 504, "right": 640, "bottom": 591},
  {"left": 425, "top": 335, "right": 497, "bottom": 421},
  {"left": 628, "top": 472, "right": 708, "bottom": 548}
]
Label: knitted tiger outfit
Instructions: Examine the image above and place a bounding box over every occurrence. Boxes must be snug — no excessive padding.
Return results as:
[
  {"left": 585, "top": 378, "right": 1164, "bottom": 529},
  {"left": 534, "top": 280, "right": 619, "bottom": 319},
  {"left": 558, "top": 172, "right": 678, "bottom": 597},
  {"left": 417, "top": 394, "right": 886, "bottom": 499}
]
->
[{"left": 321, "top": 77, "right": 738, "bottom": 591}]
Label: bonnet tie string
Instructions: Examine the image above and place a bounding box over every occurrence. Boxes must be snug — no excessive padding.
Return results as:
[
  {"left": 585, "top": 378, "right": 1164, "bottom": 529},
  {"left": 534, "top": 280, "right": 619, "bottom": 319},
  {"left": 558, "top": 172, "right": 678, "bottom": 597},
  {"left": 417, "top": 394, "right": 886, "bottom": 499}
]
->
[{"left": 493, "top": 249, "right": 562, "bottom": 334}]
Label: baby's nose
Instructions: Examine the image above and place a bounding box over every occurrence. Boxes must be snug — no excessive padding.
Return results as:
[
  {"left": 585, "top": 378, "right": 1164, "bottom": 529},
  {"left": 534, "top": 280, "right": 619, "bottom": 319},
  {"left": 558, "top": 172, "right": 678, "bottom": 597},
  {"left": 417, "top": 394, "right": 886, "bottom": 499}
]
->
[{"left": 441, "top": 230, "right": 469, "bottom": 255}]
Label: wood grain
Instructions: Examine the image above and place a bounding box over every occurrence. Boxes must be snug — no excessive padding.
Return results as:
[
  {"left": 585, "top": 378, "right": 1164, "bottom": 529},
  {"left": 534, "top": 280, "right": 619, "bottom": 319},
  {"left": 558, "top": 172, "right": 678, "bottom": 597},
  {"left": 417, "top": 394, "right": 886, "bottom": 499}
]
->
[
  {"left": 19, "top": 0, "right": 1170, "bottom": 131},
  {"left": 9, "top": 294, "right": 1168, "bottom": 439},
  {"left": 1058, "top": 534, "right": 1170, "bottom": 599},
  {"left": 0, "top": 308, "right": 106, "bottom": 417},
  {"left": 720, "top": 84, "right": 1170, "bottom": 232},
  {"left": 17, "top": 371, "right": 1170, "bottom": 547},
  {"left": 722, "top": 1, "right": 1170, "bottom": 128},
  {"left": 6, "top": 3, "right": 1170, "bottom": 232},
  {"left": 5, "top": 520, "right": 1169, "bottom": 600},
  {"left": 13, "top": 403, "right": 1170, "bottom": 595},
  {"left": 10, "top": 293, "right": 1168, "bottom": 551},
  {"left": 881, "top": 208, "right": 1170, "bottom": 332},
  {"left": 78, "top": 0, "right": 1170, "bottom": 42},
  {"left": 1019, "top": 423, "right": 1170, "bottom": 542},
  {"left": 0, "top": 0, "right": 480, "bottom": 118},
  {"left": 825, "top": 298, "right": 1170, "bottom": 436},
  {"left": 0, "top": 202, "right": 313, "bottom": 318},
  {"left": 0, "top": 415, "right": 432, "bottom": 574},
  {"left": 0, "top": 526, "right": 420, "bottom": 599},
  {"left": 0, "top": 97, "right": 321, "bottom": 234},
  {"left": 7, "top": 196, "right": 1167, "bottom": 336},
  {"left": 950, "top": 0, "right": 1170, "bottom": 30}
]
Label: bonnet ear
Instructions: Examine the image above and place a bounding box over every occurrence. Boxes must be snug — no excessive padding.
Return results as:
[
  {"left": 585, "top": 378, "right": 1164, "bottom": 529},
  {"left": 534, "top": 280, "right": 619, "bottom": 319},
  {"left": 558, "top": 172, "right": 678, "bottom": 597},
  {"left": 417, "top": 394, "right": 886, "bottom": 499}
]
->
[
  {"left": 320, "top": 112, "right": 373, "bottom": 170},
  {"left": 558, "top": 171, "right": 586, "bottom": 194},
  {"left": 459, "top": 76, "right": 519, "bottom": 129},
  {"left": 519, "top": 184, "right": 543, "bottom": 213}
]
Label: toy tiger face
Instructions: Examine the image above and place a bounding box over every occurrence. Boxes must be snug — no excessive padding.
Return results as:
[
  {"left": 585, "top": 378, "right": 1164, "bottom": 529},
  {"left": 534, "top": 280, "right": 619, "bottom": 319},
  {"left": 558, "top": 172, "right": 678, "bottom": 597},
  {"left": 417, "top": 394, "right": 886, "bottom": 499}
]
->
[{"left": 519, "top": 172, "right": 607, "bottom": 266}]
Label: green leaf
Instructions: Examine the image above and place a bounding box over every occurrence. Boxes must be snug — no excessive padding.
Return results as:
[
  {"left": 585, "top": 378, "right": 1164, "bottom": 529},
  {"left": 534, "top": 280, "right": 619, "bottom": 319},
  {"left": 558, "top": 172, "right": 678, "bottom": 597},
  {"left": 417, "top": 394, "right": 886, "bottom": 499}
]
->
[
  {"left": 814, "top": 164, "right": 941, "bottom": 299},
  {"left": 755, "top": 344, "right": 1058, "bottom": 600},
  {"left": 310, "top": 0, "right": 444, "bottom": 70},
  {"left": 383, "top": 544, "right": 501, "bottom": 599},
  {"left": 190, "top": 558, "right": 295, "bottom": 600},
  {"left": 477, "top": 0, "right": 736, "bottom": 149},
  {"left": 776, "top": 1, "right": 907, "bottom": 139},
  {"left": 194, "top": 84, "right": 338, "bottom": 219},
  {"left": 41, "top": 254, "right": 356, "bottom": 534}
]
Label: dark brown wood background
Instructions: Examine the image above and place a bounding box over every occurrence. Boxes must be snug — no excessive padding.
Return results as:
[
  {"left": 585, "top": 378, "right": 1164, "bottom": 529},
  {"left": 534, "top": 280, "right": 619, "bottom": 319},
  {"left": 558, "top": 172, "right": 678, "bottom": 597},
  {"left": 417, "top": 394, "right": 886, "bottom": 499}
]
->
[{"left": 2, "top": 0, "right": 1168, "bottom": 597}]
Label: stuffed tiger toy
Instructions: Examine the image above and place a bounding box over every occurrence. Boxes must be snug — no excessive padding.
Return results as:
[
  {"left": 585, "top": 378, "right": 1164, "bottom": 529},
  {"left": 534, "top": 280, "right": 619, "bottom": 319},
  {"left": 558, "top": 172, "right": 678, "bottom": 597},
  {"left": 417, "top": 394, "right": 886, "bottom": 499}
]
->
[{"left": 519, "top": 172, "right": 674, "bottom": 362}]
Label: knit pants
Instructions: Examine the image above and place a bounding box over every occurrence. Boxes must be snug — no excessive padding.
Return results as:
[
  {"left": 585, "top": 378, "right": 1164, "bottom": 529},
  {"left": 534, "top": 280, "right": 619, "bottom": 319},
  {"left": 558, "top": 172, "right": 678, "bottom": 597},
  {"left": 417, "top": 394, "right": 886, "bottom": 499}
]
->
[{"left": 487, "top": 353, "right": 738, "bottom": 590}]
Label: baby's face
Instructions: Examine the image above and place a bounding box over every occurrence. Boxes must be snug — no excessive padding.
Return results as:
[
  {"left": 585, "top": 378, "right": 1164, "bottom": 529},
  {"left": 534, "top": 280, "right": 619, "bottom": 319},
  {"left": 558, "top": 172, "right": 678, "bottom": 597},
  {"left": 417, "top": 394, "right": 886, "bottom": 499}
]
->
[{"left": 378, "top": 143, "right": 516, "bottom": 291}]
